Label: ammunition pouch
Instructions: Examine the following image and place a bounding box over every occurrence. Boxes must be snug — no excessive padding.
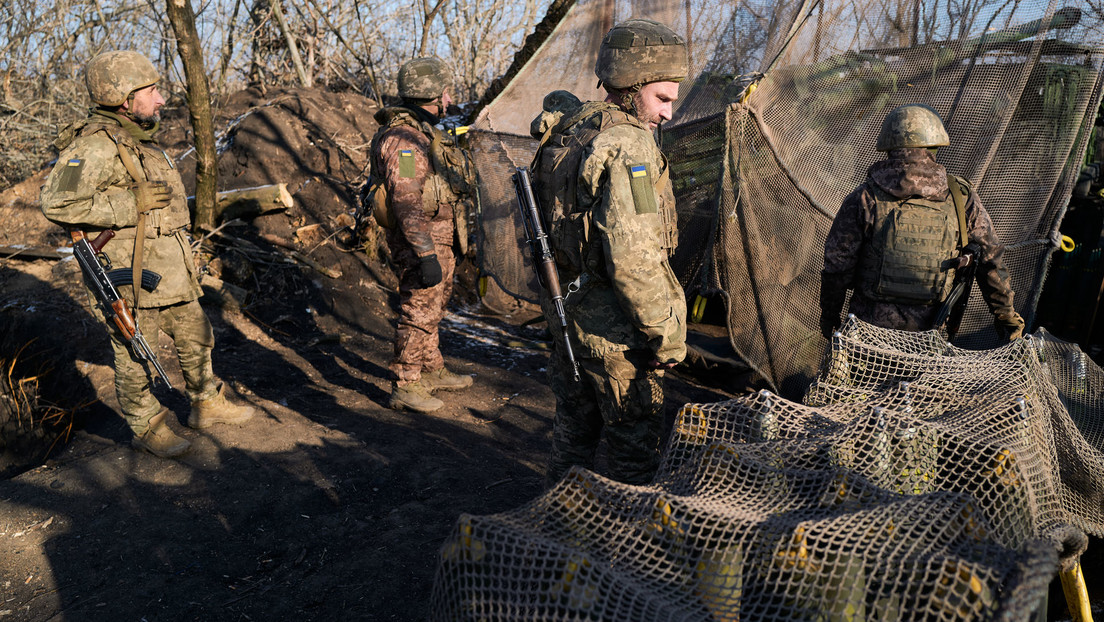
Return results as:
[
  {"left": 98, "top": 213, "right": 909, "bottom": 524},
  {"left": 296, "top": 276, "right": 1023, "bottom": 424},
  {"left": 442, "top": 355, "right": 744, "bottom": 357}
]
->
[{"left": 859, "top": 181, "right": 960, "bottom": 305}]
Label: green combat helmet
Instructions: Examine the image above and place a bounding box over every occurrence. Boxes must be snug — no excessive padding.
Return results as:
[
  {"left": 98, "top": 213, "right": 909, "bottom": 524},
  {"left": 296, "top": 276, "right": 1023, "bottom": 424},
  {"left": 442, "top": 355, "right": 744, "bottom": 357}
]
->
[
  {"left": 85, "top": 50, "right": 160, "bottom": 107},
  {"left": 876, "top": 103, "right": 950, "bottom": 151},
  {"left": 398, "top": 56, "right": 453, "bottom": 101},
  {"left": 594, "top": 18, "right": 688, "bottom": 90}
]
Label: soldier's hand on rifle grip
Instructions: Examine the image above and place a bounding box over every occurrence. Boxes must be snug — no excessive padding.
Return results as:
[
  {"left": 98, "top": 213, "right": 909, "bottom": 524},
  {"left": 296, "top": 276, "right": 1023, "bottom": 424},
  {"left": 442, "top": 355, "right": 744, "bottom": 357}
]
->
[
  {"left": 418, "top": 254, "right": 443, "bottom": 288},
  {"left": 129, "top": 180, "right": 171, "bottom": 212}
]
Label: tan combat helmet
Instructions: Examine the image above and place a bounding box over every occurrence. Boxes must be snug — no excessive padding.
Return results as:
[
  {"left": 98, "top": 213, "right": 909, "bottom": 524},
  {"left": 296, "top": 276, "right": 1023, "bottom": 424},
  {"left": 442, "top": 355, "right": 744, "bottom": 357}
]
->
[
  {"left": 594, "top": 18, "right": 688, "bottom": 90},
  {"left": 876, "top": 104, "right": 950, "bottom": 151},
  {"left": 85, "top": 50, "right": 160, "bottom": 108},
  {"left": 398, "top": 56, "right": 453, "bottom": 101}
]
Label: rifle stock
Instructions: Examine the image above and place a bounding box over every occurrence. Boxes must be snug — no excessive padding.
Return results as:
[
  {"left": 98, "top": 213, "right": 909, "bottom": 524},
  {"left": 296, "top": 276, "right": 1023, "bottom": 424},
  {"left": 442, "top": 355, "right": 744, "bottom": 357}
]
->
[
  {"left": 70, "top": 230, "right": 175, "bottom": 391},
  {"left": 935, "top": 243, "right": 980, "bottom": 339},
  {"left": 513, "top": 167, "right": 580, "bottom": 382}
]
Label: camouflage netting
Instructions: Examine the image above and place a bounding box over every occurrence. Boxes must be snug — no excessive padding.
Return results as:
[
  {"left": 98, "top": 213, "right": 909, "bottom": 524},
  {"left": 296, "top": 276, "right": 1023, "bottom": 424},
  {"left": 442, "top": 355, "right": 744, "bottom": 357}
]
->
[
  {"left": 471, "top": 0, "right": 1104, "bottom": 397},
  {"left": 429, "top": 316, "right": 1104, "bottom": 620}
]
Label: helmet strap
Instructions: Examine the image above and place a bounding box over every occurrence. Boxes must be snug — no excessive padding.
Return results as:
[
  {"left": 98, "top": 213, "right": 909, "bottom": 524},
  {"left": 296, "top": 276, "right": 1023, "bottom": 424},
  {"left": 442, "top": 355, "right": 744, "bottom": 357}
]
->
[
  {"left": 406, "top": 96, "right": 444, "bottom": 119},
  {"left": 605, "top": 84, "right": 643, "bottom": 115}
]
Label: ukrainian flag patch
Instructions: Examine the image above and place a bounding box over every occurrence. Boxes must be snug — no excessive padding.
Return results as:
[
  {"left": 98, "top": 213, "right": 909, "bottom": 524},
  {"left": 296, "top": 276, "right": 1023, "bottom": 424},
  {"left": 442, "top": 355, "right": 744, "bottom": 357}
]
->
[
  {"left": 56, "top": 158, "right": 84, "bottom": 192},
  {"left": 399, "top": 150, "right": 416, "bottom": 178},
  {"left": 627, "top": 163, "right": 657, "bottom": 214}
]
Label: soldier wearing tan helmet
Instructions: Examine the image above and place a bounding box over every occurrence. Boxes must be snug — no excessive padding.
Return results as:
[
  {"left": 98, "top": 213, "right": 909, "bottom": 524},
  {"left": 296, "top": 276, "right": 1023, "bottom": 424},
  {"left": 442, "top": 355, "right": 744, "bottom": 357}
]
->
[
  {"left": 40, "top": 50, "right": 253, "bottom": 458},
  {"left": 529, "top": 18, "right": 688, "bottom": 486},
  {"left": 820, "top": 103, "right": 1024, "bottom": 340},
  {"left": 368, "top": 56, "right": 476, "bottom": 413}
]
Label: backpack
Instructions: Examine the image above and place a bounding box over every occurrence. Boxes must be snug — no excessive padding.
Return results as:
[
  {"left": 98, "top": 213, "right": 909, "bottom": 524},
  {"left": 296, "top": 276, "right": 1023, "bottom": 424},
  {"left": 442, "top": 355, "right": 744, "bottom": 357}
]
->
[{"left": 530, "top": 101, "right": 639, "bottom": 275}]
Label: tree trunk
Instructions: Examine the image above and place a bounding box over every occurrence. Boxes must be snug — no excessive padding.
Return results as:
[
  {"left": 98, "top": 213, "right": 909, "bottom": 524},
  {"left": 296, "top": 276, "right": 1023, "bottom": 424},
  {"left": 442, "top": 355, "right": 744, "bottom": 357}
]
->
[
  {"left": 271, "top": 0, "right": 312, "bottom": 88},
  {"left": 166, "top": 0, "right": 218, "bottom": 232}
]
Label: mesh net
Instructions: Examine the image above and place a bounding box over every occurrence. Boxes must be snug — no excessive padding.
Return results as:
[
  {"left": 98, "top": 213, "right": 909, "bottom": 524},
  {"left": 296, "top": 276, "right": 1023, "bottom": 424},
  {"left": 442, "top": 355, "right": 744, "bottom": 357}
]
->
[
  {"left": 471, "top": 0, "right": 1104, "bottom": 395},
  {"left": 429, "top": 317, "right": 1104, "bottom": 620}
]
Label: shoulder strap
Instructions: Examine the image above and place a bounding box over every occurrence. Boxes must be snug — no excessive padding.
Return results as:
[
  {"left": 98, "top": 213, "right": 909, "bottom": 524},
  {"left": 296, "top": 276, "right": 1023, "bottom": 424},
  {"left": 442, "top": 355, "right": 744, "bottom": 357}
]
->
[
  {"left": 98, "top": 127, "right": 149, "bottom": 308},
  {"left": 947, "top": 175, "right": 969, "bottom": 249}
]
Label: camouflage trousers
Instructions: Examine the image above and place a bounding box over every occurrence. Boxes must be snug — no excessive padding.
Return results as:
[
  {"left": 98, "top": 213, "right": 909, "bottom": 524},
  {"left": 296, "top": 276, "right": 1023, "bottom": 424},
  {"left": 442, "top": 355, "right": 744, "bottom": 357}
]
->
[
  {"left": 108, "top": 299, "right": 218, "bottom": 435},
  {"left": 390, "top": 243, "right": 455, "bottom": 384},
  {"left": 849, "top": 294, "right": 941, "bottom": 332},
  {"left": 546, "top": 344, "right": 666, "bottom": 486}
]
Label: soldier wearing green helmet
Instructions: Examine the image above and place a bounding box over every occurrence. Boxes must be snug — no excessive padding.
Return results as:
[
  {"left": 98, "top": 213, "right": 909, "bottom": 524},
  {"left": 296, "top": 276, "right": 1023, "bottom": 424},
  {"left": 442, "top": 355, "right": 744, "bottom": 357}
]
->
[
  {"left": 369, "top": 56, "right": 476, "bottom": 413},
  {"left": 40, "top": 50, "right": 254, "bottom": 459},
  {"left": 529, "top": 18, "right": 688, "bottom": 486},
  {"left": 820, "top": 103, "right": 1024, "bottom": 340}
]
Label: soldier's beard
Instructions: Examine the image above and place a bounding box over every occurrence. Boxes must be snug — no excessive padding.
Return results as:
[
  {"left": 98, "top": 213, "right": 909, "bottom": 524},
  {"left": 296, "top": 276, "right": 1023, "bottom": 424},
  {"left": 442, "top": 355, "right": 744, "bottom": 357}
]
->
[
  {"left": 128, "top": 110, "right": 161, "bottom": 128},
  {"left": 630, "top": 91, "right": 661, "bottom": 128}
]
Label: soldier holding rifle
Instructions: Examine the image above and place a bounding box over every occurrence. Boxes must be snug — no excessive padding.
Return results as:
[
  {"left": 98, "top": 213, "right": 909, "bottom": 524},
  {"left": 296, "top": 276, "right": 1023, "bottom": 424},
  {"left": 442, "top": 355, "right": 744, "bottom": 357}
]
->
[
  {"left": 40, "top": 51, "right": 253, "bottom": 459},
  {"left": 527, "top": 19, "right": 688, "bottom": 486}
]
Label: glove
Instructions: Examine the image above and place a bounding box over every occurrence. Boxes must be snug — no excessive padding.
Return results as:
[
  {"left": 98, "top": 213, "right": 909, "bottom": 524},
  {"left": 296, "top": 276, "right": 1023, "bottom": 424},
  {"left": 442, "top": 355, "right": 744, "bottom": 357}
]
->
[
  {"left": 994, "top": 311, "right": 1025, "bottom": 341},
  {"left": 129, "top": 180, "right": 171, "bottom": 213},
  {"left": 819, "top": 271, "right": 848, "bottom": 339},
  {"left": 418, "top": 254, "right": 443, "bottom": 288}
]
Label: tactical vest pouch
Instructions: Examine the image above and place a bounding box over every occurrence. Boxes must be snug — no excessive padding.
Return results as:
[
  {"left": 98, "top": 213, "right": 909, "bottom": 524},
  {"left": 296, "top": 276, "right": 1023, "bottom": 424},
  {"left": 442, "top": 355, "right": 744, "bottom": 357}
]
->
[
  {"left": 862, "top": 190, "right": 958, "bottom": 304},
  {"left": 366, "top": 178, "right": 395, "bottom": 229}
]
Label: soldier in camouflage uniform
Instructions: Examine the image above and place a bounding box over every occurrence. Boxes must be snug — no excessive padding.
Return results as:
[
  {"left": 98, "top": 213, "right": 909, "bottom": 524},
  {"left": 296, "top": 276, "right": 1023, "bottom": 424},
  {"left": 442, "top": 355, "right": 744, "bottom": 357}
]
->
[
  {"left": 40, "top": 51, "right": 254, "bottom": 458},
  {"left": 370, "top": 56, "right": 475, "bottom": 413},
  {"left": 820, "top": 104, "right": 1025, "bottom": 340},
  {"left": 530, "top": 19, "right": 688, "bottom": 486}
]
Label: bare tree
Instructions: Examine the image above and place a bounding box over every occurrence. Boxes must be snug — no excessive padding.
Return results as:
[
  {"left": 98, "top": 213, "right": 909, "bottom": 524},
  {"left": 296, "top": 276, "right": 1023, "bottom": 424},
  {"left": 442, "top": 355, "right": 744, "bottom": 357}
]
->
[{"left": 166, "top": 0, "right": 218, "bottom": 231}]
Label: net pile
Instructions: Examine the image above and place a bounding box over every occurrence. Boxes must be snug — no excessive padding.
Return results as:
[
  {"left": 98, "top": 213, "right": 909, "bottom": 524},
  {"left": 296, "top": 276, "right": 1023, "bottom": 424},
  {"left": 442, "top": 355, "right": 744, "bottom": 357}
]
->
[
  {"left": 470, "top": 0, "right": 1104, "bottom": 396},
  {"left": 429, "top": 316, "right": 1104, "bottom": 620},
  {"left": 807, "top": 315, "right": 1104, "bottom": 538}
]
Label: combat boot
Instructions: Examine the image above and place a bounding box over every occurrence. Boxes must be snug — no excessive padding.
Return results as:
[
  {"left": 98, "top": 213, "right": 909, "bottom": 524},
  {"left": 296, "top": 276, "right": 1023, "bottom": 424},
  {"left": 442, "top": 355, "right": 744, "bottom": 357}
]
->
[
  {"left": 389, "top": 380, "right": 444, "bottom": 413},
  {"left": 420, "top": 367, "right": 474, "bottom": 392},
  {"left": 188, "top": 383, "right": 255, "bottom": 429},
  {"left": 133, "top": 409, "right": 191, "bottom": 458}
]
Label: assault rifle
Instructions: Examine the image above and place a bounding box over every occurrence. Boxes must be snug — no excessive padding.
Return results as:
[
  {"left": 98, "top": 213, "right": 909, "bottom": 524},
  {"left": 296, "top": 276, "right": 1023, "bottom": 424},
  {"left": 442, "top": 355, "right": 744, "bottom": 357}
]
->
[
  {"left": 512, "top": 166, "right": 579, "bottom": 381},
  {"left": 70, "top": 230, "right": 174, "bottom": 391},
  {"left": 934, "top": 242, "right": 981, "bottom": 339}
]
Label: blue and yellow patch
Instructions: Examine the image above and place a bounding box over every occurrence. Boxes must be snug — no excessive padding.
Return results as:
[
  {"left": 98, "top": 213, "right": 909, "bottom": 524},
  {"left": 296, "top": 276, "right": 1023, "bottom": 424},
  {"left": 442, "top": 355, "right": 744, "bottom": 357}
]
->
[
  {"left": 399, "top": 150, "right": 416, "bottom": 178},
  {"left": 56, "top": 158, "right": 85, "bottom": 192},
  {"left": 626, "top": 163, "right": 657, "bottom": 214}
]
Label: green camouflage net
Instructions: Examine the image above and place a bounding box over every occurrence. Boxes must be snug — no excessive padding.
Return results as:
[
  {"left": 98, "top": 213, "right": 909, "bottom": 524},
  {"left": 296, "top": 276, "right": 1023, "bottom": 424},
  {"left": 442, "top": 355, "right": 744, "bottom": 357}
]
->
[
  {"left": 471, "top": 0, "right": 1104, "bottom": 396},
  {"left": 430, "top": 317, "right": 1104, "bottom": 619}
]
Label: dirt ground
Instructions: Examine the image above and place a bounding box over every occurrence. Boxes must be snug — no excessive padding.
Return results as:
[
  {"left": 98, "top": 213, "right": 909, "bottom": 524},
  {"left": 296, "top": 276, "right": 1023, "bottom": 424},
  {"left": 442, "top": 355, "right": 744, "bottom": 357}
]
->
[
  {"left": 0, "top": 87, "right": 737, "bottom": 621},
  {"left": 0, "top": 86, "right": 1099, "bottom": 622}
]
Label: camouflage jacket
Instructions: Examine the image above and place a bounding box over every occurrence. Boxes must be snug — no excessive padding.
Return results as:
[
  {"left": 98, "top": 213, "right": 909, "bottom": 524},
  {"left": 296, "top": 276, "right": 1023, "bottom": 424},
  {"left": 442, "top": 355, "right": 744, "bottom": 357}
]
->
[
  {"left": 370, "top": 106, "right": 472, "bottom": 258},
  {"left": 40, "top": 109, "right": 200, "bottom": 308},
  {"left": 530, "top": 100, "right": 686, "bottom": 362},
  {"left": 821, "top": 148, "right": 1016, "bottom": 331}
]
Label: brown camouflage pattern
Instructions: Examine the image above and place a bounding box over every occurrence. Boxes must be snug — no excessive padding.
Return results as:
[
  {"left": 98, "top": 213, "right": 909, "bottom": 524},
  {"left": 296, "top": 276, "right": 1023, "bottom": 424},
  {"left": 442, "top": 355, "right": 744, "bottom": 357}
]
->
[
  {"left": 84, "top": 50, "right": 160, "bottom": 107},
  {"left": 534, "top": 101, "right": 686, "bottom": 486},
  {"left": 389, "top": 243, "right": 455, "bottom": 383},
  {"left": 40, "top": 110, "right": 215, "bottom": 435},
  {"left": 595, "top": 19, "right": 688, "bottom": 89},
  {"left": 821, "top": 148, "right": 1016, "bottom": 332},
  {"left": 372, "top": 108, "right": 468, "bottom": 383},
  {"left": 371, "top": 118, "right": 456, "bottom": 258}
]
